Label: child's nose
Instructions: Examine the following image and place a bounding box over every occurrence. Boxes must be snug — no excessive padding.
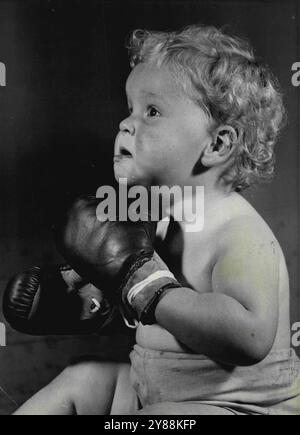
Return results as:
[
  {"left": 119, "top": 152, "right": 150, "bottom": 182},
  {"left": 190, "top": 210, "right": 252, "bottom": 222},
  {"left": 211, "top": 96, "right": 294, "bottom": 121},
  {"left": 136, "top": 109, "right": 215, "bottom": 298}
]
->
[{"left": 119, "top": 117, "right": 135, "bottom": 136}]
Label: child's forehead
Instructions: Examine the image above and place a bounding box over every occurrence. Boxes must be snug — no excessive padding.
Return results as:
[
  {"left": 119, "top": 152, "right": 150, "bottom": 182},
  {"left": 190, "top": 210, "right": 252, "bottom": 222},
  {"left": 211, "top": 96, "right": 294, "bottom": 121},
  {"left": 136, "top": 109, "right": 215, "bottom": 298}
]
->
[{"left": 126, "top": 63, "right": 184, "bottom": 101}]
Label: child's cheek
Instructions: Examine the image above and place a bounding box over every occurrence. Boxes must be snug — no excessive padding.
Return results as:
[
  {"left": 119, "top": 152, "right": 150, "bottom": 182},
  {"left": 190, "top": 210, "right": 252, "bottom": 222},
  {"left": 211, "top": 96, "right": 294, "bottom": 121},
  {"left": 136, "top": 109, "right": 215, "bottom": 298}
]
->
[
  {"left": 135, "top": 129, "right": 181, "bottom": 176},
  {"left": 135, "top": 131, "right": 162, "bottom": 164}
]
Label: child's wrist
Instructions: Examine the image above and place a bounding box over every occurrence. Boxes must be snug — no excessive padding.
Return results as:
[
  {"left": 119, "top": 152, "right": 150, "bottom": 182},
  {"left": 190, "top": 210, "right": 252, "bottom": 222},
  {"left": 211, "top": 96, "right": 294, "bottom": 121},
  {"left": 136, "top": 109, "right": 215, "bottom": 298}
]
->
[
  {"left": 121, "top": 252, "right": 181, "bottom": 324},
  {"left": 140, "top": 282, "right": 181, "bottom": 325}
]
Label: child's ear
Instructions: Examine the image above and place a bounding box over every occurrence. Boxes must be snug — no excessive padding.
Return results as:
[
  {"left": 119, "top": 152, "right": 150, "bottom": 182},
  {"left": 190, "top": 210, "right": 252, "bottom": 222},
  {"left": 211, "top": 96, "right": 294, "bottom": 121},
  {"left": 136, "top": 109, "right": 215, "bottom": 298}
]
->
[{"left": 202, "top": 126, "right": 238, "bottom": 167}]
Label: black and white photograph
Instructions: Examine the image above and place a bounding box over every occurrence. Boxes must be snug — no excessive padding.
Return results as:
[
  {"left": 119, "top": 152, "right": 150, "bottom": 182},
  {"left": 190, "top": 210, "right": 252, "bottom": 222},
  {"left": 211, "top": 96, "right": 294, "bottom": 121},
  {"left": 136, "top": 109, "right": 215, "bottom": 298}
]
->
[{"left": 0, "top": 0, "right": 299, "bottom": 418}]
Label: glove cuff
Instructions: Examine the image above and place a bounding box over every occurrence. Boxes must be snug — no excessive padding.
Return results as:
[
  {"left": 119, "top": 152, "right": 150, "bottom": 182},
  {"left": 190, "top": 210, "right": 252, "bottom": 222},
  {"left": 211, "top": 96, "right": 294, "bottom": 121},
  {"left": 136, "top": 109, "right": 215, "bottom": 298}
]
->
[{"left": 122, "top": 252, "right": 181, "bottom": 323}]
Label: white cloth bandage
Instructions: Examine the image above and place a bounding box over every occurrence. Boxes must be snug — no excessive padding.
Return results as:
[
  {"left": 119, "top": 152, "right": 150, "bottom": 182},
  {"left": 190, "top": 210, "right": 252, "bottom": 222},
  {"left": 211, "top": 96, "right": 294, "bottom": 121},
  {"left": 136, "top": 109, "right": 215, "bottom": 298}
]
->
[{"left": 127, "top": 270, "right": 176, "bottom": 306}]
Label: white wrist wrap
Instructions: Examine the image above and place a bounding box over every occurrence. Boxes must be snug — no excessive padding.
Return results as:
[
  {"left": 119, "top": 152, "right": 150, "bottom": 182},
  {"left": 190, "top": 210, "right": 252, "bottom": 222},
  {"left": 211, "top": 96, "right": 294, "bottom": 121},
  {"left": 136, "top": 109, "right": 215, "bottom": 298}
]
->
[{"left": 127, "top": 270, "right": 176, "bottom": 306}]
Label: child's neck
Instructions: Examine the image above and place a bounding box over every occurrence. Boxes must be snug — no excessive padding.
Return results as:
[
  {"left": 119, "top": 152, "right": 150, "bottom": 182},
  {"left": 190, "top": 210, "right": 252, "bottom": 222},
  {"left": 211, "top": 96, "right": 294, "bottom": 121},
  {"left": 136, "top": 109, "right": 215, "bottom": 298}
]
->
[{"left": 185, "top": 173, "right": 234, "bottom": 203}]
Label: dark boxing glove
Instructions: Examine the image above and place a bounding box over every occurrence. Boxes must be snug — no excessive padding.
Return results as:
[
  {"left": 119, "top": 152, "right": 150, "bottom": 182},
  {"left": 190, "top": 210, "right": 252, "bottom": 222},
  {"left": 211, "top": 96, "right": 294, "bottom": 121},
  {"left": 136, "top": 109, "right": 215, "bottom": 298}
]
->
[
  {"left": 56, "top": 195, "right": 181, "bottom": 325},
  {"left": 3, "top": 264, "right": 119, "bottom": 335}
]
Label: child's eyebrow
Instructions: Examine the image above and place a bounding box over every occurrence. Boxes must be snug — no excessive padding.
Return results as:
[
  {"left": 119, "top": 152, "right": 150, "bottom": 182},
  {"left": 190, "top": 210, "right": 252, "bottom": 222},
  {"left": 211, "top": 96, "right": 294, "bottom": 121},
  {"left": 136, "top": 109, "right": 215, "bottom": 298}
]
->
[
  {"left": 126, "top": 89, "right": 171, "bottom": 107},
  {"left": 141, "top": 90, "right": 173, "bottom": 109},
  {"left": 141, "top": 90, "right": 167, "bottom": 102}
]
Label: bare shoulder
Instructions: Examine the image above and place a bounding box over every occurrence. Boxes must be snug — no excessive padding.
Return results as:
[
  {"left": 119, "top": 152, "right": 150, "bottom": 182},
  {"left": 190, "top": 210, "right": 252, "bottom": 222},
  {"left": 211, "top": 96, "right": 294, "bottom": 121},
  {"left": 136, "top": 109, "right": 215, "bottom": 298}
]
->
[{"left": 217, "top": 193, "right": 279, "bottom": 254}]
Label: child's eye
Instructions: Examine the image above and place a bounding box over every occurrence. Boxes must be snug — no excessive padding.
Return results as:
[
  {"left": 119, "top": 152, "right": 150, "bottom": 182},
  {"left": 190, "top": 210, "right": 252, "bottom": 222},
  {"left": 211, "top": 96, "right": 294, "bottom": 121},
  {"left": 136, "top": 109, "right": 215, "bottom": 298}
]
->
[{"left": 147, "top": 106, "right": 161, "bottom": 118}]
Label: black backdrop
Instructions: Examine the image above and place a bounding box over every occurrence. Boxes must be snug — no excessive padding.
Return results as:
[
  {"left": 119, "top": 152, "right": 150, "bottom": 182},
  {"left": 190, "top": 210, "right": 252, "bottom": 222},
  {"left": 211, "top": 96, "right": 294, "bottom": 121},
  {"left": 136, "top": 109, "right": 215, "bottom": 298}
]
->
[{"left": 0, "top": 0, "right": 299, "bottom": 414}]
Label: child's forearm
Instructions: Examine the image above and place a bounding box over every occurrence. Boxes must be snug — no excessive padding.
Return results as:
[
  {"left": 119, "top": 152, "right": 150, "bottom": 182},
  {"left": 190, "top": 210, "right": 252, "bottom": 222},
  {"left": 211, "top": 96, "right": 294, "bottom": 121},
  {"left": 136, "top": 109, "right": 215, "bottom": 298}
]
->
[{"left": 155, "top": 287, "right": 270, "bottom": 366}]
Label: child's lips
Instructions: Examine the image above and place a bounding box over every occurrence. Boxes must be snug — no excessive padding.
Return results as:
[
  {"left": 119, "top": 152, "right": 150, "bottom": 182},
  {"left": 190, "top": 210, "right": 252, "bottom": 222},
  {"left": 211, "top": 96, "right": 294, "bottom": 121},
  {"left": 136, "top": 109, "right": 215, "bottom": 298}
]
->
[
  {"left": 113, "top": 153, "right": 132, "bottom": 163},
  {"left": 114, "top": 145, "right": 133, "bottom": 161}
]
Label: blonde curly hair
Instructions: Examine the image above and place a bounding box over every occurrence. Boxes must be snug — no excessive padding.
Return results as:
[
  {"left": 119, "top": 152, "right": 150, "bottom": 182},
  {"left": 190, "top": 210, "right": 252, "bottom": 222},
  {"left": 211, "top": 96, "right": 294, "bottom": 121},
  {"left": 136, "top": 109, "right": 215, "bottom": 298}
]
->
[{"left": 127, "top": 25, "right": 286, "bottom": 191}]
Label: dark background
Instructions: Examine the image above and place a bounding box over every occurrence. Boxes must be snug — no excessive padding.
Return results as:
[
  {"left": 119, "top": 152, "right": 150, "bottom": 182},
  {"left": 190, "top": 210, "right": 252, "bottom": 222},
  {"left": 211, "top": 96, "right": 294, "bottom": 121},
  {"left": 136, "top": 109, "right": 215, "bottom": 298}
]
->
[{"left": 0, "top": 0, "right": 299, "bottom": 414}]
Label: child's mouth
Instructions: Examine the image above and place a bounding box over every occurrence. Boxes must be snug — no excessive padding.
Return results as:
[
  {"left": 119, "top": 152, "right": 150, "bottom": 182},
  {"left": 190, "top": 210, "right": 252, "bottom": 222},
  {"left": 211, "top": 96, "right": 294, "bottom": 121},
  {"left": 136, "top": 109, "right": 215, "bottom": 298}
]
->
[{"left": 114, "top": 146, "right": 133, "bottom": 161}]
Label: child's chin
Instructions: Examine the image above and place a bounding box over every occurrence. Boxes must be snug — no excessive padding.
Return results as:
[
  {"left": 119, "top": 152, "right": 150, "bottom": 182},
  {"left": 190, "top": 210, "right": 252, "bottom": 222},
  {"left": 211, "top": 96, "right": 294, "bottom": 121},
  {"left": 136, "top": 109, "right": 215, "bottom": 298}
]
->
[
  {"left": 114, "top": 167, "right": 137, "bottom": 186},
  {"left": 114, "top": 170, "right": 151, "bottom": 188},
  {"left": 114, "top": 163, "right": 130, "bottom": 180}
]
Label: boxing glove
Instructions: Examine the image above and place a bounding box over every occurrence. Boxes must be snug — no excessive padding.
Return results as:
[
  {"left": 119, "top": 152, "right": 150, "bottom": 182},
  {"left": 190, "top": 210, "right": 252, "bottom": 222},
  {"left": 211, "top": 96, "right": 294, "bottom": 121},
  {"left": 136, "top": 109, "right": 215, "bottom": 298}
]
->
[
  {"left": 3, "top": 264, "right": 120, "bottom": 335},
  {"left": 56, "top": 195, "right": 181, "bottom": 325}
]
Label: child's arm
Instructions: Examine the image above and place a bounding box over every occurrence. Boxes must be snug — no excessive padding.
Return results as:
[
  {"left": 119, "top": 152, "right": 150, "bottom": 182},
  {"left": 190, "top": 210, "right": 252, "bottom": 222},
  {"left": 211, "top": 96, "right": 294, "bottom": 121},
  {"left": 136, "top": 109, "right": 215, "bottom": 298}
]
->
[{"left": 155, "top": 217, "right": 280, "bottom": 366}]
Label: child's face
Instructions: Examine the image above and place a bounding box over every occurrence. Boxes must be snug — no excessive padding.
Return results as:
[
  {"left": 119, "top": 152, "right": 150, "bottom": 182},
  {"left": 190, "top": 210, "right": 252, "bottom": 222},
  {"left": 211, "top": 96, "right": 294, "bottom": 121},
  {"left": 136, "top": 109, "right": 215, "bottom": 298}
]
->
[{"left": 114, "top": 63, "right": 212, "bottom": 187}]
